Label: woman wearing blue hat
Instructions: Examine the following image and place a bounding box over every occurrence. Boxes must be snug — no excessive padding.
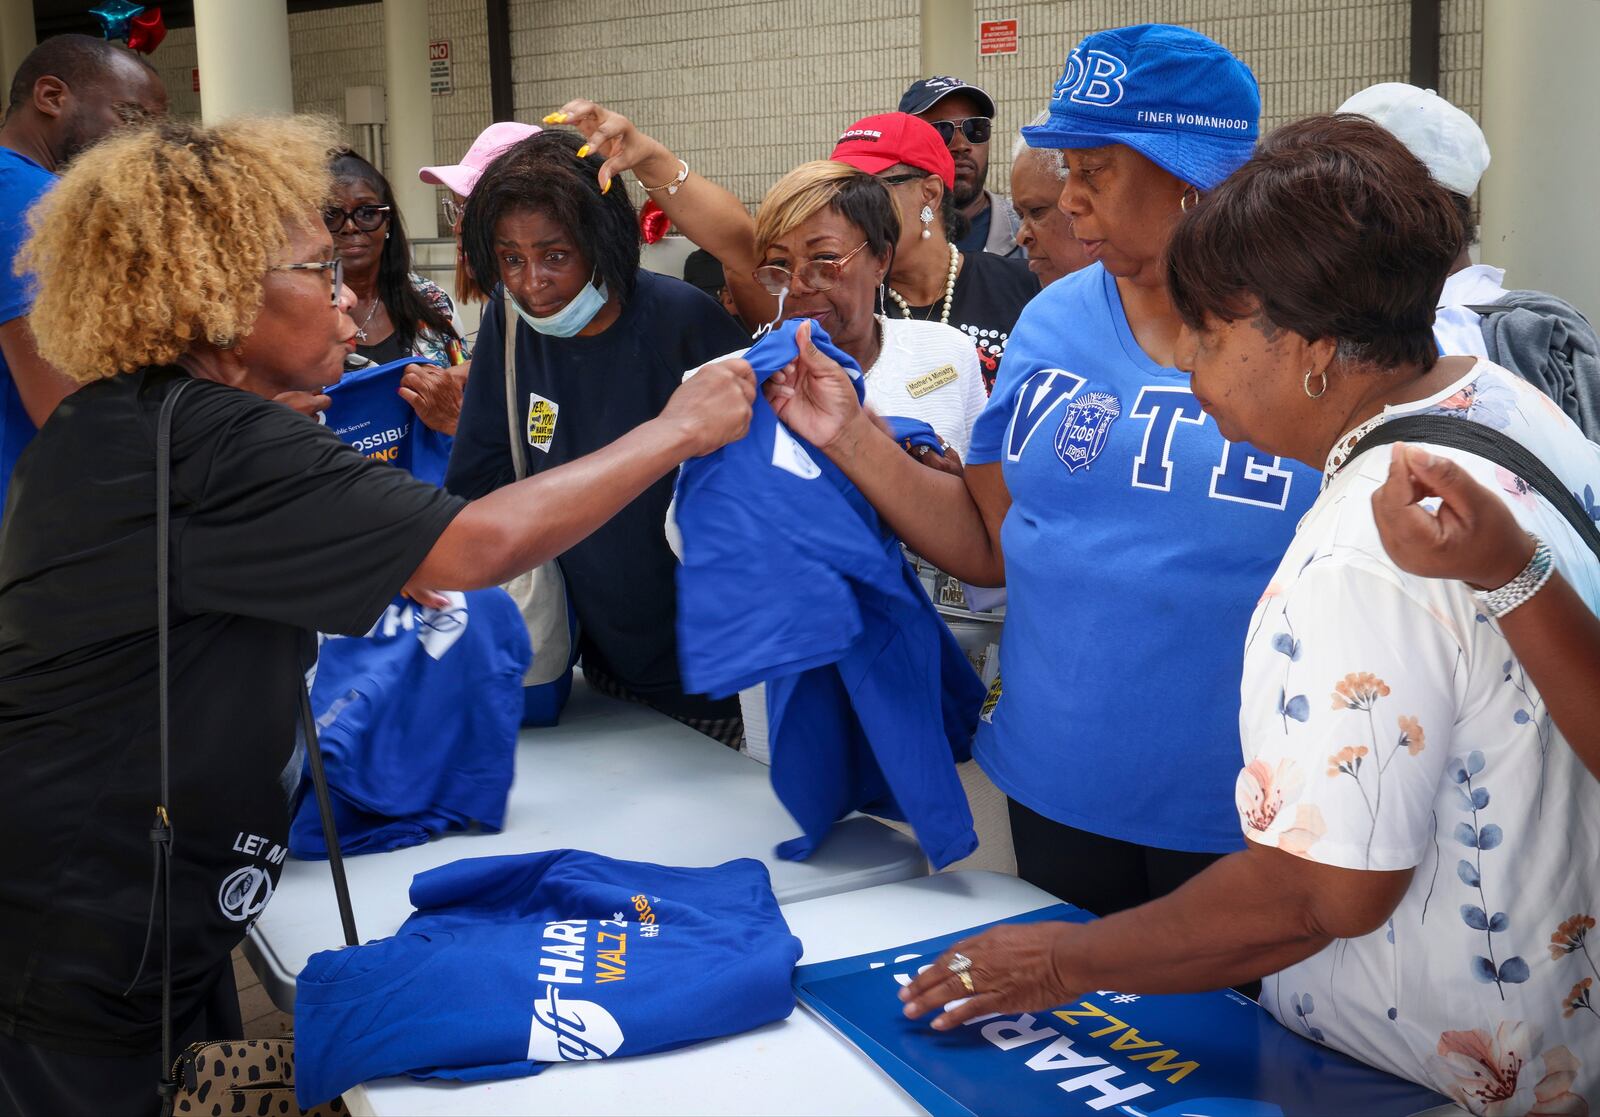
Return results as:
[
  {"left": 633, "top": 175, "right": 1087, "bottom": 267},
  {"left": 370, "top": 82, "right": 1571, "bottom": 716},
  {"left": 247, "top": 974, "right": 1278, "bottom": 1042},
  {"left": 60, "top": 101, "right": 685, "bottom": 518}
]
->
[{"left": 770, "top": 25, "right": 1317, "bottom": 921}]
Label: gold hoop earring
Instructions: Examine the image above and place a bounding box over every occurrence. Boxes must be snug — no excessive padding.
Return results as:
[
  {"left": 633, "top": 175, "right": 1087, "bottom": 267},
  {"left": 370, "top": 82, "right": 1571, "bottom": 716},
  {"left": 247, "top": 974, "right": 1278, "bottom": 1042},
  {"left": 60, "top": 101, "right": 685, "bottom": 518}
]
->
[
  {"left": 1303, "top": 368, "right": 1328, "bottom": 399},
  {"left": 1179, "top": 187, "right": 1200, "bottom": 213}
]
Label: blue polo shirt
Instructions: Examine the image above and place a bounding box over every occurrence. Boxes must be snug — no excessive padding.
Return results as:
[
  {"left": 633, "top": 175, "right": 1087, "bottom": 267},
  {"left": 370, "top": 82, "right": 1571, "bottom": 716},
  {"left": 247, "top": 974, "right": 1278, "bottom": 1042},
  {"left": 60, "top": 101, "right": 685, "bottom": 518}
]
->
[
  {"left": 967, "top": 264, "right": 1318, "bottom": 852},
  {"left": 0, "top": 146, "right": 55, "bottom": 519}
]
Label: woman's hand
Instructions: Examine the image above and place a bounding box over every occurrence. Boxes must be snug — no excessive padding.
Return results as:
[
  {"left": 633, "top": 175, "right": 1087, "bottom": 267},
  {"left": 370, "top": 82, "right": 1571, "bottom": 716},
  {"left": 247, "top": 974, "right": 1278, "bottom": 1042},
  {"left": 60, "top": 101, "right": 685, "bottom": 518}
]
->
[
  {"left": 399, "top": 361, "right": 469, "bottom": 436},
  {"left": 915, "top": 443, "right": 964, "bottom": 476},
  {"left": 765, "top": 320, "right": 868, "bottom": 452},
  {"left": 1371, "top": 441, "right": 1536, "bottom": 591},
  {"left": 660, "top": 358, "right": 757, "bottom": 457},
  {"left": 273, "top": 389, "right": 331, "bottom": 419},
  {"left": 898, "top": 922, "right": 1083, "bottom": 1030},
  {"left": 549, "top": 99, "right": 677, "bottom": 196}
]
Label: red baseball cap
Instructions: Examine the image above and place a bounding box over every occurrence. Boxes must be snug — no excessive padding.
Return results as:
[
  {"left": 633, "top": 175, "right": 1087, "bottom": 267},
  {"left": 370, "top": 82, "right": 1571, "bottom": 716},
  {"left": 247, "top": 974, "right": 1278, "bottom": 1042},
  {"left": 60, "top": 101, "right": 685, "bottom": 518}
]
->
[{"left": 831, "top": 112, "right": 955, "bottom": 188}]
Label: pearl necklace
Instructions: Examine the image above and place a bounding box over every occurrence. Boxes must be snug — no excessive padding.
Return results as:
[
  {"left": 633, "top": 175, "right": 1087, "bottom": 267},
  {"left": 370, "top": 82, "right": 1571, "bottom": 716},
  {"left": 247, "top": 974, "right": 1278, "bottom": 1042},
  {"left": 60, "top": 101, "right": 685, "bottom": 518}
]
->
[{"left": 886, "top": 244, "right": 959, "bottom": 325}]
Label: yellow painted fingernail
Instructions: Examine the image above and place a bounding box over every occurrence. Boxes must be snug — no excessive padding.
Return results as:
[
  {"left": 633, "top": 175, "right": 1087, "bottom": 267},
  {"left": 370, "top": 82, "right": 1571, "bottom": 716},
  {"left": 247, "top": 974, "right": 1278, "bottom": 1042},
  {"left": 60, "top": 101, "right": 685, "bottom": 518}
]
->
[
  {"left": 576, "top": 144, "right": 590, "bottom": 158},
  {"left": 601, "top": 178, "right": 611, "bottom": 194}
]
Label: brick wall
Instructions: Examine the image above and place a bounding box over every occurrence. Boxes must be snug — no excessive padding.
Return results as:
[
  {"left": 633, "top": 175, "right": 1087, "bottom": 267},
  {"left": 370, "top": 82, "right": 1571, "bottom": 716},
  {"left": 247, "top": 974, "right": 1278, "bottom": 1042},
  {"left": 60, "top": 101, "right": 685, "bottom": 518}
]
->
[
  {"left": 505, "top": 0, "right": 922, "bottom": 210},
  {"left": 147, "top": 25, "right": 199, "bottom": 120},
  {"left": 974, "top": 0, "right": 1483, "bottom": 193}
]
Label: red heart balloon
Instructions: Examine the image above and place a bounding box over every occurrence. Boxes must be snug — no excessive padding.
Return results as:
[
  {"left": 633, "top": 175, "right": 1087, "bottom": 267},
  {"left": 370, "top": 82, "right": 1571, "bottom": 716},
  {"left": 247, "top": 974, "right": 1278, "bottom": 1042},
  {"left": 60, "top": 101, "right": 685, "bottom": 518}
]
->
[
  {"left": 127, "top": 7, "right": 166, "bottom": 53},
  {"left": 639, "top": 199, "right": 670, "bottom": 245}
]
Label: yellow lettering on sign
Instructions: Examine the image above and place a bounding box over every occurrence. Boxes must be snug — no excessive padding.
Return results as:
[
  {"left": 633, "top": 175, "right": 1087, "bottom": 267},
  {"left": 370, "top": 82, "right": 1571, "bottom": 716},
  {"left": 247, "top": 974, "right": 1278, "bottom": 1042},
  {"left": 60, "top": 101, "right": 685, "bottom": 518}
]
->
[
  {"left": 1127, "top": 1048, "right": 1200, "bottom": 1084},
  {"left": 906, "top": 364, "right": 959, "bottom": 398}
]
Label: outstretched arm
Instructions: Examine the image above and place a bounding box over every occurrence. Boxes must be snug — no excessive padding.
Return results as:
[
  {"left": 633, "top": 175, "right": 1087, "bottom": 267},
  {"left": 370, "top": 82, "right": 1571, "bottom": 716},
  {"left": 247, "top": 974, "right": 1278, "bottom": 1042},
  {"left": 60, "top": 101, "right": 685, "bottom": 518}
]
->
[
  {"left": 551, "top": 99, "right": 775, "bottom": 329},
  {"left": 409, "top": 359, "right": 755, "bottom": 594}
]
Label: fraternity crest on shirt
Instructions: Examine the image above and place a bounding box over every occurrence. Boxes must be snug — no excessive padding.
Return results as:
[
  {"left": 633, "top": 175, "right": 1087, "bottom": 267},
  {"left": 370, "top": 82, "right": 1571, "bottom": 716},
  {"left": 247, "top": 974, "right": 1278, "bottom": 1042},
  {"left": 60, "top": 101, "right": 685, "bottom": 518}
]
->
[{"left": 1054, "top": 391, "right": 1121, "bottom": 473}]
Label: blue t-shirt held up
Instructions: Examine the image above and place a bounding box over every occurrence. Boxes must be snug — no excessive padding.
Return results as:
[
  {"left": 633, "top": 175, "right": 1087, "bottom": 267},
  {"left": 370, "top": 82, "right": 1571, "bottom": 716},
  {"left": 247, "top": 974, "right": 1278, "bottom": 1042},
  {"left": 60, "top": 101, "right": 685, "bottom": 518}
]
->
[
  {"left": 967, "top": 264, "right": 1317, "bottom": 852},
  {"left": 293, "top": 850, "right": 802, "bottom": 1106},
  {"left": 675, "top": 321, "right": 984, "bottom": 869},
  {"left": 0, "top": 147, "right": 55, "bottom": 519}
]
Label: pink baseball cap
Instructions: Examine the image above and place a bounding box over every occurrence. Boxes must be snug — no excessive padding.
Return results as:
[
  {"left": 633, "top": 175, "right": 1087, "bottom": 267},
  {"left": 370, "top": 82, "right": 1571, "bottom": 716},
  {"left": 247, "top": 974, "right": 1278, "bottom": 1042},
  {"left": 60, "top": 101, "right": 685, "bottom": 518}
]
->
[{"left": 418, "top": 121, "right": 542, "bottom": 196}]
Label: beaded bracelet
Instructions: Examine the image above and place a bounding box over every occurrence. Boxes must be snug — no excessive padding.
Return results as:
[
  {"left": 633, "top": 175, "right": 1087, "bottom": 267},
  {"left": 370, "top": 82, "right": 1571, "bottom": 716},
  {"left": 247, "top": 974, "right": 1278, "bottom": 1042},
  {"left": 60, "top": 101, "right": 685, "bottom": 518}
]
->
[{"left": 1474, "top": 536, "right": 1554, "bottom": 618}]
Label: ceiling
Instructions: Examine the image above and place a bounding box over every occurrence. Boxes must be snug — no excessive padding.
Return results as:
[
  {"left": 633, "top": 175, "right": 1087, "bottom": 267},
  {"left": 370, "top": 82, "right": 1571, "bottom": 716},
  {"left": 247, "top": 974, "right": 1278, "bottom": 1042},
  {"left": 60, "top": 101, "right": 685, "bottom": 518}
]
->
[{"left": 32, "top": 1, "right": 371, "bottom": 39}]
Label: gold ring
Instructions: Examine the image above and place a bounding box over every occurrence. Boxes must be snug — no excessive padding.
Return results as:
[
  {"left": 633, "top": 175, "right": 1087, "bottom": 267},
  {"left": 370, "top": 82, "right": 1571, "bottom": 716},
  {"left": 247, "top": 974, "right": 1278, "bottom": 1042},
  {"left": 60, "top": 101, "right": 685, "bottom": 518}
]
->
[{"left": 957, "top": 970, "right": 975, "bottom": 994}]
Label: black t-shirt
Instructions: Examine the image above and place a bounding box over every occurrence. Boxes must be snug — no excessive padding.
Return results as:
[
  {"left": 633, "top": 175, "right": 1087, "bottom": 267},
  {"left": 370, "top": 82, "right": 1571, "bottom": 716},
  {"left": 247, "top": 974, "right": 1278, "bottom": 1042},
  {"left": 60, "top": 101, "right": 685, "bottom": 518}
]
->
[
  {"left": 0, "top": 367, "right": 464, "bottom": 1054},
  {"left": 355, "top": 328, "right": 409, "bottom": 367},
  {"left": 897, "top": 248, "right": 1039, "bottom": 389},
  {"left": 445, "top": 270, "right": 748, "bottom": 720}
]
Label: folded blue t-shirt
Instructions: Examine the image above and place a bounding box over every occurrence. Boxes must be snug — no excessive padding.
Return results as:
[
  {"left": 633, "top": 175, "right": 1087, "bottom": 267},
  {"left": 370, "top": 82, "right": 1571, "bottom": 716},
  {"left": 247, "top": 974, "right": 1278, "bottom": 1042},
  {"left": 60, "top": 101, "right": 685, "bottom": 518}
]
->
[
  {"left": 291, "top": 588, "right": 530, "bottom": 857},
  {"left": 294, "top": 850, "right": 803, "bottom": 1104}
]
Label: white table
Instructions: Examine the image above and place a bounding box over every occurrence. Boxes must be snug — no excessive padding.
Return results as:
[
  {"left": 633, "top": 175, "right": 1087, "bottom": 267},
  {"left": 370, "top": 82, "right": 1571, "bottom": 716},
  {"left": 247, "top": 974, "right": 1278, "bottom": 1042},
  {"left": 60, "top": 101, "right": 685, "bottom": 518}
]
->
[
  {"left": 346, "top": 871, "right": 1054, "bottom": 1116},
  {"left": 246, "top": 679, "right": 927, "bottom": 1011},
  {"left": 345, "top": 871, "right": 1468, "bottom": 1117}
]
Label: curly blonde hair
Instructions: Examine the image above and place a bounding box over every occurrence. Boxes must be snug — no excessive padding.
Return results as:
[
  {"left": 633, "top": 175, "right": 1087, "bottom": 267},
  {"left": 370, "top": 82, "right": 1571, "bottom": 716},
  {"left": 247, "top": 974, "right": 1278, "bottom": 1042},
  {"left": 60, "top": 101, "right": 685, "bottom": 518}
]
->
[{"left": 18, "top": 115, "right": 339, "bottom": 382}]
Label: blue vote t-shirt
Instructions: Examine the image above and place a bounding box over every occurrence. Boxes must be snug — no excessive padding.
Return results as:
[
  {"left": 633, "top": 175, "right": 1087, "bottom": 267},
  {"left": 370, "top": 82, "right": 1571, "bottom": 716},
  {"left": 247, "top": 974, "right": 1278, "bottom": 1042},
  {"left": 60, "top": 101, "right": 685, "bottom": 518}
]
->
[
  {"left": 290, "top": 588, "right": 530, "bottom": 858},
  {"left": 0, "top": 147, "right": 55, "bottom": 520},
  {"left": 966, "top": 264, "right": 1318, "bottom": 852},
  {"left": 294, "top": 850, "right": 802, "bottom": 1105}
]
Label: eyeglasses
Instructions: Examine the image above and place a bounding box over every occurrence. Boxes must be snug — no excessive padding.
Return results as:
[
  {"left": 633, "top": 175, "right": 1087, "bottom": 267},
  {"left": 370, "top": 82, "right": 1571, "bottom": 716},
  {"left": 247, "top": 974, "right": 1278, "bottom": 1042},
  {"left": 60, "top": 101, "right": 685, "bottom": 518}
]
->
[
  {"left": 271, "top": 257, "right": 344, "bottom": 307},
  {"left": 876, "top": 172, "right": 925, "bottom": 188},
  {"left": 321, "top": 204, "right": 392, "bottom": 233},
  {"left": 753, "top": 241, "right": 870, "bottom": 295},
  {"left": 927, "top": 116, "right": 992, "bottom": 146},
  {"left": 441, "top": 196, "right": 464, "bottom": 228}
]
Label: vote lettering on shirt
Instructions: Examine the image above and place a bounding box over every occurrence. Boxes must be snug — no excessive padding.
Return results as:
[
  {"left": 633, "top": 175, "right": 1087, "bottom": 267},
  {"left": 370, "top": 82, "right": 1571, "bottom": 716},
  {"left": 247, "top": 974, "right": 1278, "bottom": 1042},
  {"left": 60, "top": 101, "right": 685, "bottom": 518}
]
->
[{"left": 964, "top": 265, "right": 1318, "bottom": 855}]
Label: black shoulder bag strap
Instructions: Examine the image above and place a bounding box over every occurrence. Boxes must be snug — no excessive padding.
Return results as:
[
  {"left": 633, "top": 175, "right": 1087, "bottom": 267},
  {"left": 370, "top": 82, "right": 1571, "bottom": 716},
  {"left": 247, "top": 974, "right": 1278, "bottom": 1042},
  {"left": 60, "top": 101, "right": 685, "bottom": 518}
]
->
[
  {"left": 146, "top": 379, "right": 359, "bottom": 1110},
  {"left": 1343, "top": 415, "right": 1600, "bottom": 559}
]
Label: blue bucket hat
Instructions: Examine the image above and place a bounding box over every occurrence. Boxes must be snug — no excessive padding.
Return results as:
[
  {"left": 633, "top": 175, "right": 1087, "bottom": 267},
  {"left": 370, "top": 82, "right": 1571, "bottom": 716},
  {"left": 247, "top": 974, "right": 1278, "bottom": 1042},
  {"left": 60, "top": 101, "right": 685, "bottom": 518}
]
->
[{"left": 1022, "top": 24, "right": 1259, "bottom": 190}]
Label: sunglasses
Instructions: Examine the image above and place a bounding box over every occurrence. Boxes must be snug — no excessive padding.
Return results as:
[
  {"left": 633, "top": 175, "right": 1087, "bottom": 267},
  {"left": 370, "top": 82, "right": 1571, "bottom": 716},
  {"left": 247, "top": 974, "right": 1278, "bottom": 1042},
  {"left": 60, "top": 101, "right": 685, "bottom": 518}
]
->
[
  {"left": 928, "top": 116, "right": 992, "bottom": 146},
  {"left": 271, "top": 256, "right": 345, "bottom": 307},
  {"left": 322, "top": 203, "right": 392, "bottom": 233},
  {"left": 753, "top": 241, "right": 870, "bottom": 295}
]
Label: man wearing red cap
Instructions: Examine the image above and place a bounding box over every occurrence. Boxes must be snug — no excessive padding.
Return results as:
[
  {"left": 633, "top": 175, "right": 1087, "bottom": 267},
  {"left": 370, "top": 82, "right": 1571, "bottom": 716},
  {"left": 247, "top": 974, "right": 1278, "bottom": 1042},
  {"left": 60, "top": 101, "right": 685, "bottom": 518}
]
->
[{"left": 832, "top": 112, "right": 1037, "bottom": 389}]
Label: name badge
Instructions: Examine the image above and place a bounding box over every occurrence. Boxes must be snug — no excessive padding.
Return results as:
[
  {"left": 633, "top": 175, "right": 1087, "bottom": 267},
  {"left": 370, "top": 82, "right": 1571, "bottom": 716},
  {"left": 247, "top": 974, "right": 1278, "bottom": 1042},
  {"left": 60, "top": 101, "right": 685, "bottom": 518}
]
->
[{"left": 906, "top": 364, "right": 958, "bottom": 398}]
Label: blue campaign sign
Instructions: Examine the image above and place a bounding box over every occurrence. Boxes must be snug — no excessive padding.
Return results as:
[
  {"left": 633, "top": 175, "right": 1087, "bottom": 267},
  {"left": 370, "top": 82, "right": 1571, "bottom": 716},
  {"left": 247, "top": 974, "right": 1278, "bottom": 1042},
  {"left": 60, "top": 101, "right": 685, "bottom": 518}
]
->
[
  {"left": 793, "top": 905, "right": 1448, "bottom": 1117},
  {"left": 322, "top": 356, "right": 453, "bottom": 485}
]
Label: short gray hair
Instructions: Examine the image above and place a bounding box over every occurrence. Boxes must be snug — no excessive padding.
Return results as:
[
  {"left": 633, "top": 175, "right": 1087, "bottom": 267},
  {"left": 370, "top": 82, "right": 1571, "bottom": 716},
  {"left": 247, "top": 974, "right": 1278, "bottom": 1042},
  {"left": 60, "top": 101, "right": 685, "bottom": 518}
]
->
[{"left": 1011, "top": 111, "right": 1067, "bottom": 180}]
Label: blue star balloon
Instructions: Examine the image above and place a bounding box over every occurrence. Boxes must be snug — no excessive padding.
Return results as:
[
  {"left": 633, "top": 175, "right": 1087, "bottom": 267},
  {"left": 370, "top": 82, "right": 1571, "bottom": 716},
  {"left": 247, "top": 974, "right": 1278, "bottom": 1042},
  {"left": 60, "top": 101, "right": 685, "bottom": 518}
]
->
[{"left": 90, "top": 1, "right": 145, "bottom": 41}]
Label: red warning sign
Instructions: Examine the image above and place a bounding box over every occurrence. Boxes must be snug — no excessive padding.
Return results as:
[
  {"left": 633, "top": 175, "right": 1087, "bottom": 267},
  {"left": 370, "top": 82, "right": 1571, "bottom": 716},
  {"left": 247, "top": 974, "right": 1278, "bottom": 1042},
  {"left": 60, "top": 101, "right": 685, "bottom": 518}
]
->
[{"left": 980, "top": 18, "right": 1018, "bottom": 56}]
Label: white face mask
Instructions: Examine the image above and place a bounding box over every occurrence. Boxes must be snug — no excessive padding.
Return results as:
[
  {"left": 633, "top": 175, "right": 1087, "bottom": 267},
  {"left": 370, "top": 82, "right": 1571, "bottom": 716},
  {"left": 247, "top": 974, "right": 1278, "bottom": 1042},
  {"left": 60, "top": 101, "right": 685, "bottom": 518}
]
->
[{"left": 511, "top": 273, "right": 609, "bottom": 338}]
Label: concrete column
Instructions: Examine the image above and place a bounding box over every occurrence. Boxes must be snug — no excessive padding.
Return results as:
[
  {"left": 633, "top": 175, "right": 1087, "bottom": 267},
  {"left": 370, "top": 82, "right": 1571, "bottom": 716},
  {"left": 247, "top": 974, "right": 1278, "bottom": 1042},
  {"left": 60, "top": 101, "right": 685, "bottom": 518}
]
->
[
  {"left": 383, "top": 0, "right": 438, "bottom": 237},
  {"left": 194, "top": 0, "right": 292, "bottom": 123},
  {"left": 0, "top": 0, "right": 34, "bottom": 96},
  {"left": 920, "top": 0, "right": 975, "bottom": 79},
  {"left": 1479, "top": 0, "right": 1600, "bottom": 319}
]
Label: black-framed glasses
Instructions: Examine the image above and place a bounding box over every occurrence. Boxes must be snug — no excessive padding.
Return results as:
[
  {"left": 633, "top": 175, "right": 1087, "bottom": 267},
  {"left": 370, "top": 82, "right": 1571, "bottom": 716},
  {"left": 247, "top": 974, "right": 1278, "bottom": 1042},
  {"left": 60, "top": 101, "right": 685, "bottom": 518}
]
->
[
  {"left": 927, "top": 116, "right": 992, "bottom": 146},
  {"left": 271, "top": 257, "right": 344, "bottom": 307},
  {"left": 752, "top": 241, "right": 870, "bottom": 295},
  {"left": 877, "top": 172, "right": 925, "bottom": 188},
  {"left": 441, "top": 196, "right": 463, "bottom": 228},
  {"left": 321, "top": 203, "right": 392, "bottom": 233}
]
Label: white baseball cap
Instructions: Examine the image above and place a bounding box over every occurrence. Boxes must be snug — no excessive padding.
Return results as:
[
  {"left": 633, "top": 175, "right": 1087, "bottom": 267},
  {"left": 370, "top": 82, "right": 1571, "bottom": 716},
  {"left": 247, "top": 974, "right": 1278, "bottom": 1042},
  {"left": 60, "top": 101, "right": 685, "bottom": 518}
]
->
[{"left": 1337, "top": 82, "right": 1490, "bottom": 196}]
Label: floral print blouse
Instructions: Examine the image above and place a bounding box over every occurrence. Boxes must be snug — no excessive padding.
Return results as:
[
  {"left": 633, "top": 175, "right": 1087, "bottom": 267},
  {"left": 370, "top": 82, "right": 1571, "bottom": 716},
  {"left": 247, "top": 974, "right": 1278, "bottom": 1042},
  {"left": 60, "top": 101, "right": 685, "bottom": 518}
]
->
[{"left": 1237, "top": 361, "right": 1600, "bottom": 1113}]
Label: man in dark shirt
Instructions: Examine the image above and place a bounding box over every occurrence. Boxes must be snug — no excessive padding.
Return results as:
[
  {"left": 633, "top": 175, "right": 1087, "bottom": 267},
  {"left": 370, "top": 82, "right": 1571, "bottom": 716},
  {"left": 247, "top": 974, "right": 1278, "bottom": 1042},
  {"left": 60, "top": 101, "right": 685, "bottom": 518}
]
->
[{"left": 899, "top": 76, "right": 1021, "bottom": 259}]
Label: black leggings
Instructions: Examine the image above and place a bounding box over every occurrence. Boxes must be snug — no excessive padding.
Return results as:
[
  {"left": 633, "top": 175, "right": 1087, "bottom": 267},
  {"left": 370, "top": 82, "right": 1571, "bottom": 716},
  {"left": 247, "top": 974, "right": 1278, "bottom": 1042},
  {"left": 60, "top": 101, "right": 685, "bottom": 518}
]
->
[{"left": 1007, "top": 799, "right": 1259, "bottom": 1000}]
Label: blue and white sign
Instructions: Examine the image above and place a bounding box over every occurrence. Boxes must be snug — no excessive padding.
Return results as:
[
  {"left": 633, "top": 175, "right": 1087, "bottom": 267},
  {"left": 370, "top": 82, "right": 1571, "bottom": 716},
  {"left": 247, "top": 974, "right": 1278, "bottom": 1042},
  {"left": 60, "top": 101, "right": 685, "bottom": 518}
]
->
[{"left": 793, "top": 906, "right": 1448, "bottom": 1117}]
